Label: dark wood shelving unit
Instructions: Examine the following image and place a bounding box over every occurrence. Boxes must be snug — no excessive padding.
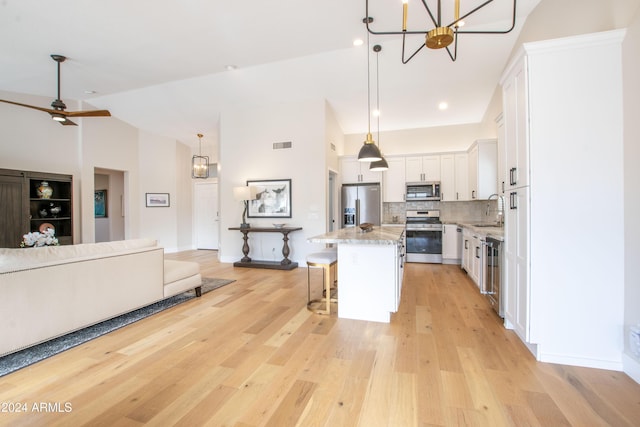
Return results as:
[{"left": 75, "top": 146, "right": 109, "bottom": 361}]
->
[{"left": 0, "top": 168, "right": 73, "bottom": 247}]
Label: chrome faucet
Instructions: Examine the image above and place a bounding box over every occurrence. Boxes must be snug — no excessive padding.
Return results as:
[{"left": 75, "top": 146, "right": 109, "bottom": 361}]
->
[{"left": 487, "top": 193, "right": 505, "bottom": 227}]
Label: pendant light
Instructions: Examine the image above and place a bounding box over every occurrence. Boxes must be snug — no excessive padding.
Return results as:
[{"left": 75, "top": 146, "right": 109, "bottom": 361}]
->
[
  {"left": 191, "top": 133, "right": 209, "bottom": 179},
  {"left": 370, "top": 44, "right": 389, "bottom": 172},
  {"left": 358, "top": 17, "right": 383, "bottom": 162}
]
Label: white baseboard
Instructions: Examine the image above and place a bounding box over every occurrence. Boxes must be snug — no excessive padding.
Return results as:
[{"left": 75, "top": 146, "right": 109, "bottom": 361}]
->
[
  {"left": 623, "top": 352, "right": 640, "bottom": 384},
  {"left": 538, "top": 352, "right": 623, "bottom": 371}
]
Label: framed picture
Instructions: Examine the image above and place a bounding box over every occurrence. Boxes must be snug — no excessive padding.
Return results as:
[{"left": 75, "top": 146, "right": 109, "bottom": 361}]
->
[
  {"left": 94, "top": 189, "right": 108, "bottom": 218},
  {"left": 146, "top": 192, "right": 170, "bottom": 207},
  {"left": 247, "top": 179, "right": 291, "bottom": 218}
]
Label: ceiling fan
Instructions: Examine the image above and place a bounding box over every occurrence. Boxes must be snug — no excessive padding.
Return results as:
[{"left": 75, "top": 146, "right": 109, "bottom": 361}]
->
[{"left": 0, "top": 54, "right": 111, "bottom": 126}]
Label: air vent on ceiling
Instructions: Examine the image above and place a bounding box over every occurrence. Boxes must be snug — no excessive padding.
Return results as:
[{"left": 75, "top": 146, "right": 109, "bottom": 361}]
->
[{"left": 273, "top": 141, "right": 292, "bottom": 150}]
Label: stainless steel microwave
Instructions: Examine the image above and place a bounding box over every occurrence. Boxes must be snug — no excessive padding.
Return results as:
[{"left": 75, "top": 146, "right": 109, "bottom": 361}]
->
[{"left": 406, "top": 182, "right": 441, "bottom": 201}]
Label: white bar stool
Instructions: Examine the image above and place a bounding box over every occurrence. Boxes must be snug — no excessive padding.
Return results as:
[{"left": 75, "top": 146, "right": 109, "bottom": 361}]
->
[{"left": 306, "top": 249, "right": 337, "bottom": 315}]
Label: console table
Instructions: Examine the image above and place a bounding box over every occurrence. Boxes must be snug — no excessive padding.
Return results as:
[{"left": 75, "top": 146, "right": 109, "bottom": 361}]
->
[{"left": 229, "top": 226, "right": 302, "bottom": 270}]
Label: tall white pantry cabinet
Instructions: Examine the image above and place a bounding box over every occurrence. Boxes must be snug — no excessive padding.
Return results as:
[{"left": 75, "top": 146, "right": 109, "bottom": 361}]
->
[{"left": 500, "top": 30, "right": 626, "bottom": 370}]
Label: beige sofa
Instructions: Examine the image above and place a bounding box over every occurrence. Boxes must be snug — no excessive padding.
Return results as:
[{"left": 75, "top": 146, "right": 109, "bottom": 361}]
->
[{"left": 0, "top": 238, "right": 201, "bottom": 357}]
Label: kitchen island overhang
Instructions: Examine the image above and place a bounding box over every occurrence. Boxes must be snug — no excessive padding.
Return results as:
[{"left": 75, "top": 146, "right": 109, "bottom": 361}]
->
[{"left": 308, "top": 226, "right": 406, "bottom": 323}]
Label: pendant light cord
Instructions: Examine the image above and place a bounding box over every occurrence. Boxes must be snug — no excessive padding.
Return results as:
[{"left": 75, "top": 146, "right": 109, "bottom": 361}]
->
[
  {"left": 376, "top": 46, "right": 380, "bottom": 149},
  {"left": 366, "top": 28, "right": 372, "bottom": 135}
]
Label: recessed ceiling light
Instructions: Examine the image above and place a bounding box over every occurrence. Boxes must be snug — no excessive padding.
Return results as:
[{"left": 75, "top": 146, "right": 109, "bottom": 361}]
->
[
  {"left": 225, "top": 65, "right": 237, "bottom": 71},
  {"left": 438, "top": 102, "right": 448, "bottom": 110},
  {"left": 353, "top": 38, "right": 364, "bottom": 46}
]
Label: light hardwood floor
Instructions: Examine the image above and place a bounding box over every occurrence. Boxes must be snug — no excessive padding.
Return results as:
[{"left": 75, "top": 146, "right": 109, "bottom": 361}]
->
[{"left": 1, "top": 250, "right": 639, "bottom": 426}]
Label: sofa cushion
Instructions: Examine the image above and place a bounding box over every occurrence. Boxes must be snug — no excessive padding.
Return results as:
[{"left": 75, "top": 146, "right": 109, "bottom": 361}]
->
[
  {"left": 164, "top": 259, "right": 200, "bottom": 285},
  {"left": 0, "top": 238, "right": 158, "bottom": 273}
]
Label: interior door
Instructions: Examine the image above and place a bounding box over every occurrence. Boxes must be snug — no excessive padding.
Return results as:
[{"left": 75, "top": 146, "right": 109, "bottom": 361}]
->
[{"left": 194, "top": 182, "right": 218, "bottom": 249}]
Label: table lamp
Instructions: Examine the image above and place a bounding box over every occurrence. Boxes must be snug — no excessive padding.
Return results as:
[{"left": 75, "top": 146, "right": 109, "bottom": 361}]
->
[{"left": 233, "top": 186, "right": 257, "bottom": 228}]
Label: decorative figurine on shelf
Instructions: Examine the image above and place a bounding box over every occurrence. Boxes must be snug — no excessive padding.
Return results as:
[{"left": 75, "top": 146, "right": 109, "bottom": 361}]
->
[
  {"left": 36, "top": 181, "right": 53, "bottom": 199},
  {"left": 48, "top": 203, "right": 62, "bottom": 218}
]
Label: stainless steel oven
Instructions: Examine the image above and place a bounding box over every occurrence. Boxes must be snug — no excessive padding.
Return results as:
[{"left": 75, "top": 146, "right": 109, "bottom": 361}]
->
[{"left": 405, "top": 210, "right": 442, "bottom": 263}]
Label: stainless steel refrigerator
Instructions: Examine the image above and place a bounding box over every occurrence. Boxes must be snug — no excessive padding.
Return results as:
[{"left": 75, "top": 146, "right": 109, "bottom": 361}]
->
[{"left": 341, "top": 183, "right": 381, "bottom": 227}]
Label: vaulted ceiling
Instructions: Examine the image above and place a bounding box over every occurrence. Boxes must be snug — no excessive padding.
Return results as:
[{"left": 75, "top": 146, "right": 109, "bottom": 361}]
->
[{"left": 0, "top": 0, "right": 540, "bottom": 147}]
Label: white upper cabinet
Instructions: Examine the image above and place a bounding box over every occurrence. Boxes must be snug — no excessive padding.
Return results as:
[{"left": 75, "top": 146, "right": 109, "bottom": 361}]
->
[
  {"left": 502, "top": 57, "right": 529, "bottom": 189},
  {"left": 382, "top": 157, "right": 406, "bottom": 202},
  {"left": 454, "top": 153, "right": 469, "bottom": 201},
  {"left": 496, "top": 113, "right": 506, "bottom": 194},
  {"left": 440, "top": 153, "right": 468, "bottom": 201},
  {"left": 467, "top": 139, "right": 497, "bottom": 200},
  {"left": 440, "top": 154, "right": 455, "bottom": 201},
  {"left": 340, "top": 156, "right": 381, "bottom": 184},
  {"left": 405, "top": 155, "right": 440, "bottom": 182}
]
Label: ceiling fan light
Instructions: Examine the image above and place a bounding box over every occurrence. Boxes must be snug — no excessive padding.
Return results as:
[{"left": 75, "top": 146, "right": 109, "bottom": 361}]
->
[{"left": 52, "top": 114, "right": 66, "bottom": 122}]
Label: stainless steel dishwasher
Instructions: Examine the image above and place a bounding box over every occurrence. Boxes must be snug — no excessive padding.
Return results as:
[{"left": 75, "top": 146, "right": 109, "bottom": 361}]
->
[{"left": 482, "top": 237, "right": 503, "bottom": 317}]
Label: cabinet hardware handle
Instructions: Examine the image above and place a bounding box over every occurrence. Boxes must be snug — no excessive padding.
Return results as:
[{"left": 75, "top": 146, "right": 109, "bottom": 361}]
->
[
  {"left": 464, "top": 240, "right": 468, "bottom": 249},
  {"left": 502, "top": 181, "right": 505, "bottom": 193},
  {"left": 509, "top": 192, "right": 517, "bottom": 210},
  {"left": 456, "top": 192, "right": 459, "bottom": 200},
  {"left": 472, "top": 190, "right": 476, "bottom": 199}
]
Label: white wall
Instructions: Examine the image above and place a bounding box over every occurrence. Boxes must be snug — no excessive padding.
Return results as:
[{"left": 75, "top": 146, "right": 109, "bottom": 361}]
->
[
  {"left": 80, "top": 113, "right": 140, "bottom": 243},
  {"left": 0, "top": 92, "right": 196, "bottom": 251},
  {"left": 622, "top": 6, "right": 640, "bottom": 381},
  {"left": 344, "top": 123, "right": 485, "bottom": 156},
  {"left": 218, "top": 99, "right": 331, "bottom": 264}
]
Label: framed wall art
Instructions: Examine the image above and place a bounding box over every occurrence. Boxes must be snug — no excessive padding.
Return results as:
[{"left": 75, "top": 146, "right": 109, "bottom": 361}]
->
[
  {"left": 94, "top": 189, "right": 108, "bottom": 218},
  {"left": 145, "top": 192, "right": 170, "bottom": 207},
  {"left": 246, "top": 179, "right": 291, "bottom": 218}
]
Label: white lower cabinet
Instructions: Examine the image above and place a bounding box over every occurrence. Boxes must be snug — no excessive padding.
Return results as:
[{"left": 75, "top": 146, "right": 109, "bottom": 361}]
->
[
  {"left": 461, "top": 227, "right": 472, "bottom": 272},
  {"left": 461, "top": 227, "right": 483, "bottom": 289},
  {"left": 470, "top": 234, "right": 482, "bottom": 288},
  {"left": 503, "top": 186, "right": 529, "bottom": 340},
  {"left": 442, "top": 224, "right": 462, "bottom": 263}
]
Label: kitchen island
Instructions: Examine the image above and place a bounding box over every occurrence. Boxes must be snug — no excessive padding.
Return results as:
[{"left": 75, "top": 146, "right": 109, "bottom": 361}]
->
[{"left": 308, "top": 226, "right": 405, "bottom": 323}]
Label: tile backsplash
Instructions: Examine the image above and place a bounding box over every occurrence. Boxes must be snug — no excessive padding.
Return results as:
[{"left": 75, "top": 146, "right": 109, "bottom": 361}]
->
[{"left": 383, "top": 199, "right": 500, "bottom": 224}]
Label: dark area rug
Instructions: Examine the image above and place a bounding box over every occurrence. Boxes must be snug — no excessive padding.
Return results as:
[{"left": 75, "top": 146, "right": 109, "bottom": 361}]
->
[{"left": 0, "top": 277, "right": 234, "bottom": 377}]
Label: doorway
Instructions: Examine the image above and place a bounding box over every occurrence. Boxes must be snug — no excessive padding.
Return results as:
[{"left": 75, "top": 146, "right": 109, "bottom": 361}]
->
[
  {"left": 94, "top": 168, "right": 125, "bottom": 242},
  {"left": 194, "top": 181, "right": 219, "bottom": 249}
]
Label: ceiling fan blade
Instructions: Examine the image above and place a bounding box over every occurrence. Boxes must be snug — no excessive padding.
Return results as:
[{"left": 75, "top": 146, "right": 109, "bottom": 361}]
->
[
  {"left": 0, "top": 99, "right": 55, "bottom": 114},
  {"left": 60, "top": 118, "right": 77, "bottom": 126},
  {"left": 65, "top": 109, "right": 111, "bottom": 117},
  {"left": 2, "top": 55, "right": 112, "bottom": 124}
]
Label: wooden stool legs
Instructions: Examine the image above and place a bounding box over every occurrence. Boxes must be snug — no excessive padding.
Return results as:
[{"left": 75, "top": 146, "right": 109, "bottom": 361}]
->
[{"left": 306, "top": 251, "right": 337, "bottom": 315}]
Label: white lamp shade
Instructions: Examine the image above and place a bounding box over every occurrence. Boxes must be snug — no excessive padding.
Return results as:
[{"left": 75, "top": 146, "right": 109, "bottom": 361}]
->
[{"left": 233, "top": 186, "right": 257, "bottom": 201}]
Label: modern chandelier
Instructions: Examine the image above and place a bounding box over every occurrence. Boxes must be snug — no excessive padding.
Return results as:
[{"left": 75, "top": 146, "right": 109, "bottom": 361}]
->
[
  {"left": 357, "top": 17, "right": 383, "bottom": 163},
  {"left": 191, "top": 133, "right": 209, "bottom": 179},
  {"left": 364, "top": 0, "right": 517, "bottom": 63}
]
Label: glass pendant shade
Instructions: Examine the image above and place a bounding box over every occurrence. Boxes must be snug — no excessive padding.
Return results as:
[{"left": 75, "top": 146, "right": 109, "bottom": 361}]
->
[{"left": 357, "top": 133, "right": 383, "bottom": 162}]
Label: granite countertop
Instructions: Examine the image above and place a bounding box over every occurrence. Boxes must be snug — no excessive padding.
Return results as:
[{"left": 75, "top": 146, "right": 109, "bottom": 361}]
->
[
  {"left": 308, "top": 226, "right": 405, "bottom": 245},
  {"left": 446, "top": 221, "right": 505, "bottom": 241}
]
